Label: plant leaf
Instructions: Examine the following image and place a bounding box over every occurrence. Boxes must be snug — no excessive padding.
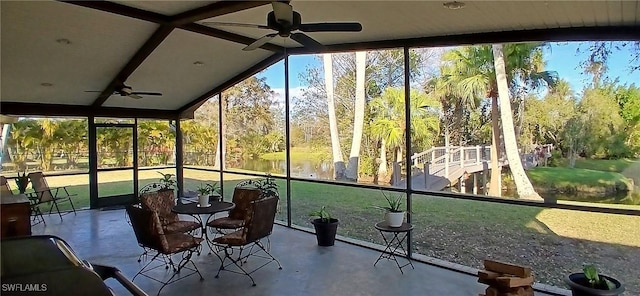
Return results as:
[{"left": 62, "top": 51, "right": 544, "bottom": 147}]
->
[
  {"left": 583, "top": 265, "right": 598, "bottom": 281},
  {"left": 603, "top": 278, "right": 616, "bottom": 290}
]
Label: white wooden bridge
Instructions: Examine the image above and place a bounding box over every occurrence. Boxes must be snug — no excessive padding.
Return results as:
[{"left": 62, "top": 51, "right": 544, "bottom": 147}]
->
[{"left": 396, "top": 145, "right": 548, "bottom": 191}]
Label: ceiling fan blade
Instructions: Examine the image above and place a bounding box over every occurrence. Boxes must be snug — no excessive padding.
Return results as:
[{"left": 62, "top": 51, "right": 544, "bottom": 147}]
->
[
  {"left": 201, "top": 22, "right": 270, "bottom": 30},
  {"left": 243, "top": 33, "right": 277, "bottom": 51},
  {"left": 299, "top": 22, "right": 363, "bottom": 32},
  {"left": 128, "top": 94, "right": 143, "bottom": 100},
  {"left": 272, "top": 1, "right": 293, "bottom": 24},
  {"left": 131, "top": 92, "right": 163, "bottom": 96},
  {"left": 290, "top": 33, "right": 325, "bottom": 51},
  {"left": 84, "top": 90, "right": 103, "bottom": 93}
]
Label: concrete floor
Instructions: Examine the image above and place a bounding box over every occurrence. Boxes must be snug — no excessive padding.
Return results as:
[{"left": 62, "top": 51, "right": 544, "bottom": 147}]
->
[{"left": 31, "top": 210, "right": 559, "bottom": 296}]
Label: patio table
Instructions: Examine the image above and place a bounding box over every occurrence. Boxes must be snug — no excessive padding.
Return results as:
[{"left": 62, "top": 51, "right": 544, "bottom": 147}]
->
[
  {"left": 373, "top": 221, "right": 415, "bottom": 274},
  {"left": 172, "top": 200, "right": 234, "bottom": 253}
]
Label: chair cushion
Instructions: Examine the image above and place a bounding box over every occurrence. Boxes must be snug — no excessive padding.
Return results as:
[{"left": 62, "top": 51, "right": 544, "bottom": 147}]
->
[
  {"left": 164, "top": 220, "right": 200, "bottom": 233},
  {"left": 213, "top": 229, "right": 245, "bottom": 246},
  {"left": 206, "top": 217, "right": 244, "bottom": 229},
  {"left": 163, "top": 233, "right": 203, "bottom": 253},
  {"left": 140, "top": 190, "right": 175, "bottom": 217}
]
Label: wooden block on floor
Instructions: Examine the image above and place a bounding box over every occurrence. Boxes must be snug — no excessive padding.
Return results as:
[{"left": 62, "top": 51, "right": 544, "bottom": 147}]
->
[
  {"left": 483, "top": 260, "right": 532, "bottom": 277},
  {"left": 478, "top": 269, "right": 501, "bottom": 280},
  {"left": 523, "top": 286, "right": 534, "bottom": 296},
  {"left": 478, "top": 278, "right": 496, "bottom": 286},
  {"left": 485, "top": 286, "right": 499, "bottom": 296},
  {"left": 496, "top": 276, "right": 534, "bottom": 288}
]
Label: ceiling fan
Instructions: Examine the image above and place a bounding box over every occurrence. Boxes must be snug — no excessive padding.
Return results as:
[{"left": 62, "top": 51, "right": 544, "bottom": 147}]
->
[
  {"left": 202, "top": 1, "right": 362, "bottom": 51},
  {"left": 86, "top": 85, "right": 162, "bottom": 100}
]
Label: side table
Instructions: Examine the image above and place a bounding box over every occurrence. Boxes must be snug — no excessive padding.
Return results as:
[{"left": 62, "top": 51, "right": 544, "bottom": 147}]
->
[{"left": 374, "top": 221, "right": 415, "bottom": 274}]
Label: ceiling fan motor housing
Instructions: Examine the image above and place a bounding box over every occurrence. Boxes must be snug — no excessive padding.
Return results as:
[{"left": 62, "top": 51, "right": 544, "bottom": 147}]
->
[{"left": 267, "top": 11, "right": 302, "bottom": 37}]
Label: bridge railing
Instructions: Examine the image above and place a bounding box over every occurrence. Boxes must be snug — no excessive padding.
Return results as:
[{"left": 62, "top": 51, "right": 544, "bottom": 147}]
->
[{"left": 412, "top": 145, "right": 492, "bottom": 168}]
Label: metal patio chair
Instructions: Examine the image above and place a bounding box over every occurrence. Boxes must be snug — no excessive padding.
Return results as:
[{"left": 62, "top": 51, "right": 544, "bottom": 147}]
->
[
  {"left": 212, "top": 196, "right": 282, "bottom": 286},
  {"left": 28, "top": 172, "right": 76, "bottom": 220},
  {"left": 126, "top": 205, "right": 203, "bottom": 295}
]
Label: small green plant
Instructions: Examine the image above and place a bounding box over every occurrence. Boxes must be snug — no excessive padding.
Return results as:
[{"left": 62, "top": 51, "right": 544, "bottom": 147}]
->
[
  {"left": 373, "top": 191, "right": 403, "bottom": 213},
  {"left": 206, "top": 182, "right": 221, "bottom": 195},
  {"left": 259, "top": 174, "right": 279, "bottom": 198},
  {"left": 196, "top": 183, "right": 209, "bottom": 196},
  {"left": 158, "top": 172, "right": 176, "bottom": 190},
  {"left": 583, "top": 264, "right": 616, "bottom": 290},
  {"left": 309, "top": 206, "right": 332, "bottom": 223},
  {"left": 15, "top": 172, "right": 30, "bottom": 194}
]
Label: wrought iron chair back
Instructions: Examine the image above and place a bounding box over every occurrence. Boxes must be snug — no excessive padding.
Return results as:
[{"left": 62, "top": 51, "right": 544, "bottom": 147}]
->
[{"left": 245, "top": 196, "right": 279, "bottom": 243}]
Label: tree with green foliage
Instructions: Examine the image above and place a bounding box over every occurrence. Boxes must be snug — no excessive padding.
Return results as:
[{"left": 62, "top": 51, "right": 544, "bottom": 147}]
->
[
  {"left": 577, "top": 85, "right": 631, "bottom": 159},
  {"left": 369, "top": 87, "right": 440, "bottom": 184},
  {"left": 439, "top": 43, "right": 556, "bottom": 197},
  {"left": 221, "top": 76, "right": 278, "bottom": 166},
  {"left": 614, "top": 84, "right": 640, "bottom": 156},
  {"left": 522, "top": 80, "right": 577, "bottom": 152}
]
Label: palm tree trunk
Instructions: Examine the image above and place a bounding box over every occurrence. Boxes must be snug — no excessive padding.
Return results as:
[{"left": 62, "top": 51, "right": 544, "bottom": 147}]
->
[
  {"left": 214, "top": 97, "right": 226, "bottom": 170},
  {"left": 378, "top": 139, "right": 388, "bottom": 176},
  {"left": 346, "top": 51, "right": 367, "bottom": 181},
  {"left": 492, "top": 44, "right": 542, "bottom": 201},
  {"left": 488, "top": 96, "right": 502, "bottom": 196},
  {"left": 324, "top": 54, "right": 345, "bottom": 179}
]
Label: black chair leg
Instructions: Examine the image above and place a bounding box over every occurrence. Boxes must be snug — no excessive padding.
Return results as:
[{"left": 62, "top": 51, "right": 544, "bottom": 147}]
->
[{"left": 68, "top": 198, "right": 76, "bottom": 214}]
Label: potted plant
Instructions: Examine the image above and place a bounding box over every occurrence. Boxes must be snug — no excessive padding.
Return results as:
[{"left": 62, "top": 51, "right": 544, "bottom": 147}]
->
[
  {"left": 566, "top": 264, "right": 625, "bottom": 296},
  {"left": 374, "top": 191, "right": 404, "bottom": 227},
  {"left": 258, "top": 174, "right": 279, "bottom": 199},
  {"left": 196, "top": 183, "right": 211, "bottom": 207},
  {"left": 206, "top": 182, "right": 221, "bottom": 202},
  {"left": 15, "top": 171, "right": 30, "bottom": 194},
  {"left": 157, "top": 172, "right": 176, "bottom": 191},
  {"left": 309, "top": 206, "right": 339, "bottom": 247}
]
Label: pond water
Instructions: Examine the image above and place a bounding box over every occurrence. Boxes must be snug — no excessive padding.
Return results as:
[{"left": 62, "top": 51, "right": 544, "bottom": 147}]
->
[
  {"left": 237, "top": 158, "right": 334, "bottom": 180},
  {"left": 238, "top": 158, "right": 640, "bottom": 205}
]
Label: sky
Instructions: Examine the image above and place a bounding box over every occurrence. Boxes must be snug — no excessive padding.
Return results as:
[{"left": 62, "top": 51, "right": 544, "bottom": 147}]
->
[{"left": 258, "top": 41, "right": 639, "bottom": 100}]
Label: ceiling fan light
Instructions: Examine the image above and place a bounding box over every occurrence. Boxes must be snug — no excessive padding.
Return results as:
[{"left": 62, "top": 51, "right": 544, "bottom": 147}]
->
[{"left": 443, "top": 1, "right": 465, "bottom": 10}]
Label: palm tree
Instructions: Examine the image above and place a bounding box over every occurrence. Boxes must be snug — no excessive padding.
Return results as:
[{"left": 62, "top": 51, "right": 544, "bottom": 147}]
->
[
  {"left": 55, "top": 119, "right": 87, "bottom": 169},
  {"left": 492, "top": 44, "right": 541, "bottom": 200},
  {"left": 441, "top": 43, "right": 555, "bottom": 199},
  {"left": 345, "top": 51, "right": 367, "bottom": 181},
  {"left": 370, "top": 88, "right": 440, "bottom": 184},
  {"left": 324, "top": 53, "right": 346, "bottom": 179}
]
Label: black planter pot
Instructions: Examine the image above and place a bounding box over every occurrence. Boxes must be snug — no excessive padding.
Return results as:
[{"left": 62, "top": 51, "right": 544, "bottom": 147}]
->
[
  {"left": 566, "top": 273, "right": 625, "bottom": 296},
  {"left": 311, "top": 218, "right": 339, "bottom": 246}
]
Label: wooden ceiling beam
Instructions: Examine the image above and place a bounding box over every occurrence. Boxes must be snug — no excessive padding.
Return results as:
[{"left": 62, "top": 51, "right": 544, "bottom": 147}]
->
[
  {"left": 170, "top": 1, "right": 271, "bottom": 26},
  {"left": 178, "top": 52, "right": 285, "bottom": 117},
  {"left": 91, "top": 25, "right": 175, "bottom": 107},
  {"left": 179, "top": 23, "right": 283, "bottom": 52},
  {"left": 1, "top": 102, "right": 179, "bottom": 120},
  {"left": 63, "top": 1, "right": 170, "bottom": 24}
]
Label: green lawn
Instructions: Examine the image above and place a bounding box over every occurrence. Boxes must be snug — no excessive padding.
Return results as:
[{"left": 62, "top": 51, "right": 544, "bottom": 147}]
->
[
  {"left": 573, "top": 158, "right": 638, "bottom": 173},
  {"left": 527, "top": 166, "right": 633, "bottom": 192},
  {"left": 260, "top": 146, "right": 330, "bottom": 162}
]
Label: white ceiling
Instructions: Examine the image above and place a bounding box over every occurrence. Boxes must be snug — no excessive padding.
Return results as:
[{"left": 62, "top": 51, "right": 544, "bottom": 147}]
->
[{"left": 1, "top": 0, "right": 638, "bottom": 117}]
